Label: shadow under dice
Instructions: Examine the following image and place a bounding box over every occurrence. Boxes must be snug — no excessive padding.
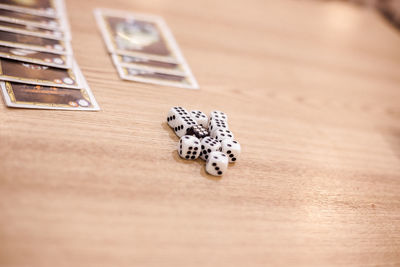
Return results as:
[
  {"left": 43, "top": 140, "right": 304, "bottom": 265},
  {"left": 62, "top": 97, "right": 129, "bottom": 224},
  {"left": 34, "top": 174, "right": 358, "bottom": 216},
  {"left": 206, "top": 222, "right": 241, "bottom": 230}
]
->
[
  {"left": 186, "top": 124, "right": 209, "bottom": 139},
  {"left": 178, "top": 135, "right": 201, "bottom": 160},
  {"left": 221, "top": 139, "right": 241, "bottom": 162},
  {"left": 206, "top": 151, "right": 228, "bottom": 176},
  {"left": 200, "top": 136, "right": 221, "bottom": 160},
  {"left": 167, "top": 106, "right": 189, "bottom": 128}
]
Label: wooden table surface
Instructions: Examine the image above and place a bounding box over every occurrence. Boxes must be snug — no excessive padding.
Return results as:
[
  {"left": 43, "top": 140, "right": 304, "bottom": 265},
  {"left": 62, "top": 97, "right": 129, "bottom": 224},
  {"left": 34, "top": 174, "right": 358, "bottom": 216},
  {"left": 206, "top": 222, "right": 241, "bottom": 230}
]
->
[{"left": 1, "top": 0, "right": 400, "bottom": 266}]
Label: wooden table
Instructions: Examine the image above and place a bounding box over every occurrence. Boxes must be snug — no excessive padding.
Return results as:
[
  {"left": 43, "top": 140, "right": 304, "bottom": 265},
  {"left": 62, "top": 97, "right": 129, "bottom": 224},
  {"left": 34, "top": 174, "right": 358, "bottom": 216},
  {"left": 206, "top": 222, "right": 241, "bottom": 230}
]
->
[{"left": 1, "top": 0, "right": 400, "bottom": 266}]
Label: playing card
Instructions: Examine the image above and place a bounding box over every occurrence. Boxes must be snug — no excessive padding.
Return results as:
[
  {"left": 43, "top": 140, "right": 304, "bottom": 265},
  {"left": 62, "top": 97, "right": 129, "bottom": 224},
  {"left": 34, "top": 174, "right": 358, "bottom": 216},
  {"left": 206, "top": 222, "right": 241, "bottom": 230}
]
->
[
  {"left": 114, "top": 54, "right": 185, "bottom": 75},
  {"left": 0, "top": 46, "right": 71, "bottom": 68},
  {"left": 0, "top": 20, "right": 66, "bottom": 40},
  {"left": 112, "top": 55, "right": 198, "bottom": 89},
  {"left": 0, "top": 58, "right": 83, "bottom": 88},
  {"left": 0, "top": 30, "right": 71, "bottom": 54},
  {"left": 95, "top": 8, "right": 199, "bottom": 90},
  {"left": 0, "top": 0, "right": 61, "bottom": 18},
  {"left": 0, "top": 8, "right": 62, "bottom": 30},
  {"left": 94, "top": 8, "right": 186, "bottom": 62},
  {"left": 1, "top": 81, "right": 99, "bottom": 111}
]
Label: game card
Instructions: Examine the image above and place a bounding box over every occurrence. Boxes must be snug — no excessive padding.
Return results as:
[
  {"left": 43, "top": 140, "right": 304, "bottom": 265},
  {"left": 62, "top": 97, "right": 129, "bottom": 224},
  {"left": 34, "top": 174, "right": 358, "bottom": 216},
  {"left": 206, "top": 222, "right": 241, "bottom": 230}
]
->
[
  {"left": 0, "top": 30, "right": 71, "bottom": 54},
  {"left": 0, "top": 0, "right": 61, "bottom": 18},
  {"left": 0, "top": 46, "right": 71, "bottom": 68},
  {"left": 1, "top": 81, "right": 100, "bottom": 111},
  {"left": 0, "top": 9, "right": 62, "bottom": 30},
  {"left": 94, "top": 8, "right": 187, "bottom": 62},
  {"left": 95, "top": 8, "right": 199, "bottom": 90},
  {"left": 0, "top": 20, "right": 65, "bottom": 40},
  {"left": 114, "top": 54, "right": 185, "bottom": 75},
  {"left": 112, "top": 55, "right": 198, "bottom": 89},
  {"left": 0, "top": 58, "right": 83, "bottom": 88}
]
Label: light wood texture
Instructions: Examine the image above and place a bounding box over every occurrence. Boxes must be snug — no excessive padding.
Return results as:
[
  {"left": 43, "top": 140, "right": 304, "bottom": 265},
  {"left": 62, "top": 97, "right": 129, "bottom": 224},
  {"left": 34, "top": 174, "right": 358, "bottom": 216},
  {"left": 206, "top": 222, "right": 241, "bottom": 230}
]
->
[{"left": 1, "top": 0, "right": 400, "bottom": 266}]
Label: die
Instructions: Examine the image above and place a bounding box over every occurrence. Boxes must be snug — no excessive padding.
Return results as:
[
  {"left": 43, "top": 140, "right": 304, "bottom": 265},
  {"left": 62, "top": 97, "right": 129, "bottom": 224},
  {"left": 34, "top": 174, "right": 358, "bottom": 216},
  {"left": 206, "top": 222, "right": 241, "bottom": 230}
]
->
[
  {"left": 167, "top": 106, "right": 189, "bottom": 128},
  {"left": 190, "top": 110, "right": 208, "bottom": 128},
  {"left": 210, "top": 110, "right": 228, "bottom": 121},
  {"left": 210, "top": 128, "right": 234, "bottom": 142},
  {"left": 178, "top": 135, "right": 201, "bottom": 160},
  {"left": 205, "top": 151, "right": 228, "bottom": 176},
  {"left": 208, "top": 117, "right": 229, "bottom": 133},
  {"left": 221, "top": 139, "right": 241, "bottom": 162},
  {"left": 186, "top": 124, "right": 209, "bottom": 139},
  {"left": 173, "top": 115, "right": 197, "bottom": 137},
  {"left": 200, "top": 136, "right": 221, "bottom": 160}
]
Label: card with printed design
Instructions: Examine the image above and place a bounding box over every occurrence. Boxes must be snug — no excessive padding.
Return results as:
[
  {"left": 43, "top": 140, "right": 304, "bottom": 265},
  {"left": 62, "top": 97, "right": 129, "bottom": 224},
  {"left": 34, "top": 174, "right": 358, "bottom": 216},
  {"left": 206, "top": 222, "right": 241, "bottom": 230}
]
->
[
  {"left": 94, "top": 8, "right": 187, "bottom": 62},
  {"left": 112, "top": 55, "right": 198, "bottom": 89},
  {"left": 114, "top": 54, "right": 186, "bottom": 75},
  {"left": 0, "top": 81, "right": 99, "bottom": 111},
  {"left": 95, "top": 8, "right": 199, "bottom": 90},
  {"left": 0, "top": 30, "right": 71, "bottom": 54},
  {"left": 0, "top": 46, "right": 71, "bottom": 68},
  {"left": 0, "top": 8, "right": 63, "bottom": 30},
  {"left": 0, "top": 58, "right": 83, "bottom": 88},
  {"left": 0, "top": 20, "right": 66, "bottom": 40},
  {"left": 0, "top": 0, "right": 61, "bottom": 18}
]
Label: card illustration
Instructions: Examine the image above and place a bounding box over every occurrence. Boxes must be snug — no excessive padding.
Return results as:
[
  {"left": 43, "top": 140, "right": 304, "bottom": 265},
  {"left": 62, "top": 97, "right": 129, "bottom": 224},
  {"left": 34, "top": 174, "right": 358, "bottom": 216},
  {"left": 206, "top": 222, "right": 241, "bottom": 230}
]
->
[
  {"left": 0, "top": 20, "right": 64, "bottom": 39},
  {"left": 0, "top": 0, "right": 59, "bottom": 18},
  {"left": 113, "top": 56, "right": 198, "bottom": 89},
  {"left": 1, "top": 81, "right": 99, "bottom": 111},
  {"left": 0, "top": 58, "right": 81, "bottom": 88},
  {"left": 95, "top": 9, "right": 199, "bottom": 89},
  {"left": 115, "top": 54, "right": 185, "bottom": 74},
  {"left": 0, "top": 46, "right": 71, "bottom": 68},
  {"left": 94, "top": 8, "right": 186, "bottom": 62},
  {"left": 0, "top": 8, "right": 60, "bottom": 29},
  {"left": 0, "top": 30, "right": 70, "bottom": 54}
]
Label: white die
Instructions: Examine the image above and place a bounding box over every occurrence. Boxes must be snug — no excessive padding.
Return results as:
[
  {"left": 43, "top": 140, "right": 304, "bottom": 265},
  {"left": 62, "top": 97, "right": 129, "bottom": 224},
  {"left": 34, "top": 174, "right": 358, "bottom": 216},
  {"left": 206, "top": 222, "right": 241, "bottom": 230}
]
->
[
  {"left": 208, "top": 117, "right": 229, "bottom": 133},
  {"left": 190, "top": 110, "right": 208, "bottom": 128},
  {"left": 178, "top": 135, "right": 201, "bottom": 160},
  {"left": 167, "top": 106, "right": 189, "bottom": 128},
  {"left": 205, "top": 151, "right": 228, "bottom": 176},
  {"left": 200, "top": 136, "right": 221, "bottom": 160},
  {"left": 221, "top": 139, "right": 241, "bottom": 163},
  {"left": 173, "top": 115, "right": 197, "bottom": 137},
  {"left": 211, "top": 128, "right": 234, "bottom": 142},
  {"left": 210, "top": 110, "right": 228, "bottom": 121}
]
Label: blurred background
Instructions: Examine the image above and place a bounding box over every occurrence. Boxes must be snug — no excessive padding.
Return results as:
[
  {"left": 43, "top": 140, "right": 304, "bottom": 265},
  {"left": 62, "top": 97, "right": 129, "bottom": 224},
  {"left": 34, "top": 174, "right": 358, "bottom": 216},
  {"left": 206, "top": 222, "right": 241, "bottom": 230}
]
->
[{"left": 328, "top": 0, "right": 400, "bottom": 30}]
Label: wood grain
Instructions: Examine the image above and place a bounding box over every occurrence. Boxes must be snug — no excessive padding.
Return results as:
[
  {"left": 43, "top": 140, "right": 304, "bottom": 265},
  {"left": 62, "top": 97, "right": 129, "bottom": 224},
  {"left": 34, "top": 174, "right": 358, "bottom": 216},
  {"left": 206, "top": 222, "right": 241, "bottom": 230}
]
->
[{"left": 1, "top": 0, "right": 400, "bottom": 266}]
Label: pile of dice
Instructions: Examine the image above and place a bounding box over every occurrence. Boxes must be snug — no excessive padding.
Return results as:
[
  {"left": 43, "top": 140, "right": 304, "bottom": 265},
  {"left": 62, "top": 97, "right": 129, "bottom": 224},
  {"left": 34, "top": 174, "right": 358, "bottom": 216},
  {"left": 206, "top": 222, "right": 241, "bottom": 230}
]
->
[{"left": 167, "top": 107, "right": 241, "bottom": 176}]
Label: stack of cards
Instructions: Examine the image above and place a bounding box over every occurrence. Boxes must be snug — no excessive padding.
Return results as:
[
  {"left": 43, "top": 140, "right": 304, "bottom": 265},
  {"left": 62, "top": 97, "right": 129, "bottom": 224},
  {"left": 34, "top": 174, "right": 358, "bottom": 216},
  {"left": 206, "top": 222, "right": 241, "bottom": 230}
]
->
[
  {"left": 0, "top": 0, "right": 99, "bottom": 111},
  {"left": 94, "top": 8, "right": 198, "bottom": 90}
]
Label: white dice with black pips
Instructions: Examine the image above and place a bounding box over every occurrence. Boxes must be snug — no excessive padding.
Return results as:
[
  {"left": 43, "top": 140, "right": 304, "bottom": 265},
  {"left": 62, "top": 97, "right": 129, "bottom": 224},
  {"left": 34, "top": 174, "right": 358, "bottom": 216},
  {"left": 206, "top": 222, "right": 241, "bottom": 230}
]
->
[
  {"left": 178, "top": 135, "right": 201, "bottom": 160},
  {"left": 173, "top": 115, "right": 197, "bottom": 137},
  {"left": 210, "top": 110, "right": 228, "bottom": 121},
  {"left": 205, "top": 151, "right": 228, "bottom": 176},
  {"left": 167, "top": 106, "right": 189, "bottom": 128},
  {"left": 190, "top": 110, "right": 208, "bottom": 128},
  {"left": 208, "top": 117, "right": 229, "bottom": 133},
  {"left": 221, "top": 139, "right": 241, "bottom": 162},
  {"left": 211, "top": 128, "right": 234, "bottom": 142},
  {"left": 167, "top": 107, "right": 241, "bottom": 177},
  {"left": 200, "top": 136, "right": 221, "bottom": 160}
]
